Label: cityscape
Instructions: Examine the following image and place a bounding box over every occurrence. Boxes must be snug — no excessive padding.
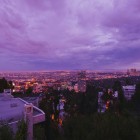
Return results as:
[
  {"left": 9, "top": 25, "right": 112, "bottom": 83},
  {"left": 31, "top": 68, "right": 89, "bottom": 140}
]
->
[
  {"left": 1, "top": 69, "right": 140, "bottom": 140},
  {"left": 1, "top": 0, "right": 140, "bottom": 140}
]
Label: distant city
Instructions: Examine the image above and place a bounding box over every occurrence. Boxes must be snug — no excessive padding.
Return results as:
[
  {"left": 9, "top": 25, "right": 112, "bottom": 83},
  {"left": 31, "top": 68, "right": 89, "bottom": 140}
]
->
[
  {"left": 0, "top": 69, "right": 139, "bottom": 94},
  {"left": 1, "top": 69, "right": 140, "bottom": 140}
]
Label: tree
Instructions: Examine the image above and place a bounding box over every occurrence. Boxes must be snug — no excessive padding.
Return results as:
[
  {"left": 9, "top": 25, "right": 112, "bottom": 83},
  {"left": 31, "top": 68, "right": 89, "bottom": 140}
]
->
[
  {"left": 132, "top": 82, "right": 140, "bottom": 111},
  {"left": 0, "top": 78, "right": 10, "bottom": 93},
  {"left": 113, "top": 81, "right": 125, "bottom": 113},
  {"left": 26, "top": 87, "right": 33, "bottom": 95},
  {"left": 14, "top": 120, "right": 27, "bottom": 140},
  {"left": 64, "top": 85, "right": 98, "bottom": 116},
  {"left": 33, "top": 124, "right": 46, "bottom": 140},
  {"left": 63, "top": 113, "right": 140, "bottom": 140},
  {"left": 0, "top": 124, "right": 13, "bottom": 140},
  {"left": 39, "top": 95, "right": 61, "bottom": 140}
]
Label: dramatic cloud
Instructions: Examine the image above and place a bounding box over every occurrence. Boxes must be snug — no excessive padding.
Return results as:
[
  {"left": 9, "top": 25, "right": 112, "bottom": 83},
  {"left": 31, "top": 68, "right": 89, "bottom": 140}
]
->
[{"left": 0, "top": 0, "right": 140, "bottom": 71}]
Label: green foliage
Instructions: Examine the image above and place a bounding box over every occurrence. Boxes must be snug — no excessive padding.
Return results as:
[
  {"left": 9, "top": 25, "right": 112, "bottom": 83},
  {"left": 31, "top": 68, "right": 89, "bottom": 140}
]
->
[
  {"left": 34, "top": 124, "right": 46, "bottom": 140},
  {"left": 132, "top": 83, "right": 140, "bottom": 107},
  {"left": 63, "top": 113, "right": 140, "bottom": 140},
  {"left": 130, "top": 82, "right": 140, "bottom": 114},
  {"left": 0, "top": 78, "right": 11, "bottom": 93},
  {"left": 63, "top": 115, "right": 91, "bottom": 140},
  {"left": 64, "top": 85, "right": 98, "bottom": 116},
  {"left": 39, "top": 94, "right": 61, "bottom": 140},
  {"left": 26, "top": 87, "right": 33, "bottom": 95},
  {"left": 113, "top": 81, "right": 126, "bottom": 112},
  {"left": 0, "top": 125, "right": 13, "bottom": 140},
  {"left": 14, "top": 120, "right": 27, "bottom": 140}
]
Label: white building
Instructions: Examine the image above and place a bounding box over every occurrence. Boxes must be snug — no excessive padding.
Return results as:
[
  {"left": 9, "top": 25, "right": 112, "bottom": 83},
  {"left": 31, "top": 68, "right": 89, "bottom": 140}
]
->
[
  {"left": 122, "top": 85, "right": 136, "bottom": 100},
  {"left": 113, "top": 91, "right": 118, "bottom": 98},
  {"left": 0, "top": 93, "right": 45, "bottom": 140},
  {"left": 57, "top": 99, "right": 67, "bottom": 126},
  {"left": 98, "top": 91, "right": 119, "bottom": 113},
  {"left": 98, "top": 92, "right": 106, "bottom": 113},
  {"left": 4, "top": 89, "right": 12, "bottom": 94}
]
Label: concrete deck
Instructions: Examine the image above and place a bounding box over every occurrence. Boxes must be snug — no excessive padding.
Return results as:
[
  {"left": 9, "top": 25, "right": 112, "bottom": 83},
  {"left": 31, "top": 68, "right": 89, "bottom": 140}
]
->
[{"left": 0, "top": 94, "right": 45, "bottom": 124}]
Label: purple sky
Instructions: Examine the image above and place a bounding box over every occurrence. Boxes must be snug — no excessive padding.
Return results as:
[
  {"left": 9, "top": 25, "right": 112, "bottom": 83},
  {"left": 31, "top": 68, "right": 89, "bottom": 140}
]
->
[{"left": 0, "top": 0, "right": 140, "bottom": 71}]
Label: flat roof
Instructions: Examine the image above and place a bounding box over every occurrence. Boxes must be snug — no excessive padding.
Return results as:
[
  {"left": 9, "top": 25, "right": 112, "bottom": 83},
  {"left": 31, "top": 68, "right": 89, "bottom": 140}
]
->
[
  {"left": 123, "top": 85, "right": 136, "bottom": 90},
  {"left": 0, "top": 94, "right": 44, "bottom": 123}
]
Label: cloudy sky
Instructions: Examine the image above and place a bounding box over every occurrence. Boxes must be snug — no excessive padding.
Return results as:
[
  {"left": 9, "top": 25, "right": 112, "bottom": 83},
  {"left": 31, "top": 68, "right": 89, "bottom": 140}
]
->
[{"left": 0, "top": 0, "right": 140, "bottom": 71}]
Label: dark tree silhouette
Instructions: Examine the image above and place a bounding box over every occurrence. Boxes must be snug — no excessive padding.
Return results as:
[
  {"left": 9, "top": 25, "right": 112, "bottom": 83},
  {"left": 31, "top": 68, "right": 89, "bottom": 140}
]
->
[
  {"left": 0, "top": 78, "right": 11, "bottom": 93},
  {"left": 63, "top": 113, "right": 140, "bottom": 140}
]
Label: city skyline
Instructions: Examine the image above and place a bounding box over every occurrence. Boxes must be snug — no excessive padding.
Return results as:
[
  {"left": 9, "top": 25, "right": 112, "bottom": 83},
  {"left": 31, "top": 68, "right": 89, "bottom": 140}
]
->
[{"left": 0, "top": 0, "right": 140, "bottom": 71}]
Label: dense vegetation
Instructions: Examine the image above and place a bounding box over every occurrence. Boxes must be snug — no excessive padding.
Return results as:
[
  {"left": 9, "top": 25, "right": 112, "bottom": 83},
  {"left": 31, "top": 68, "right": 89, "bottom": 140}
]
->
[
  {"left": 0, "top": 78, "right": 13, "bottom": 93},
  {"left": 63, "top": 113, "right": 140, "bottom": 140},
  {"left": 1, "top": 77, "right": 140, "bottom": 140},
  {"left": 0, "top": 120, "right": 27, "bottom": 140}
]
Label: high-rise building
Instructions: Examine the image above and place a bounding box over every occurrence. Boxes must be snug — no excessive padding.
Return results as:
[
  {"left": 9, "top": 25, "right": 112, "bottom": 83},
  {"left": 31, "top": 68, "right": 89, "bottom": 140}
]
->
[{"left": 127, "top": 68, "right": 138, "bottom": 76}]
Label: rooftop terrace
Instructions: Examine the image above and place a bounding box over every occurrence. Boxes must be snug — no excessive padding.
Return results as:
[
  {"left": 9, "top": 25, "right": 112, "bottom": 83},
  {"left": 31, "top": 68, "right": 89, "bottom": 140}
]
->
[{"left": 0, "top": 94, "right": 45, "bottom": 124}]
